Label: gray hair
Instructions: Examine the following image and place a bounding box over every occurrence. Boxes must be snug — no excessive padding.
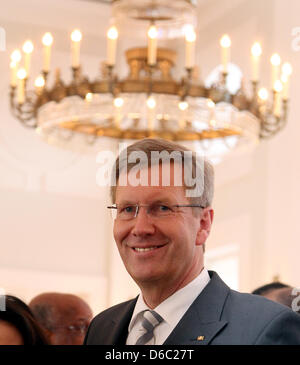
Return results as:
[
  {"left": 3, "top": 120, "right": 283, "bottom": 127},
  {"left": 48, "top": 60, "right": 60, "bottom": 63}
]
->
[{"left": 110, "top": 138, "right": 214, "bottom": 208}]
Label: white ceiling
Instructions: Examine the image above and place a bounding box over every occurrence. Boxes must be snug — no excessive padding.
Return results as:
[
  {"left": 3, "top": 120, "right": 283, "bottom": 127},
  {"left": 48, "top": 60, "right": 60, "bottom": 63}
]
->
[
  {"left": 0, "top": 0, "right": 250, "bottom": 44},
  {"left": 1, "top": 0, "right": 111, "bottom": 35}
]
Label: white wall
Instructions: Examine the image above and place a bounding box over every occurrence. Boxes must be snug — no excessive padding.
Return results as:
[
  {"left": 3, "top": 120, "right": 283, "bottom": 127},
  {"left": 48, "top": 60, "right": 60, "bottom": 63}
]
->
[
  {"left": 0, "top": 0, "right": 115, "bottom": 314},
  {"left": 262, "top": 0, "right": 300, "bottom": 288},
  {"left": 0, "top": 0, "right": 299, "bottom": 316},
  {"left": 195, "top": 0, "right": 300, "bottom": 292}
]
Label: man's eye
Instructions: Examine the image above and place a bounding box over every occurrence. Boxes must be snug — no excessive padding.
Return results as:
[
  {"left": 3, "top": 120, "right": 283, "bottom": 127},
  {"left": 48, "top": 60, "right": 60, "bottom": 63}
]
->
[
  {"left": 120, "top": 206, "right": 135, "bottom": 213},
  {"left": 158, "top": 205, "right": 172, "bottom": 212}
]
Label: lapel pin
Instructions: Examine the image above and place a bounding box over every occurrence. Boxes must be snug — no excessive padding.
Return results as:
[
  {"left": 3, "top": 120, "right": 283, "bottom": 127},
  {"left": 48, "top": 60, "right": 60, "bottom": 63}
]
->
[{"left": 197, "top": 336, "right": 205, "bottom": 341}]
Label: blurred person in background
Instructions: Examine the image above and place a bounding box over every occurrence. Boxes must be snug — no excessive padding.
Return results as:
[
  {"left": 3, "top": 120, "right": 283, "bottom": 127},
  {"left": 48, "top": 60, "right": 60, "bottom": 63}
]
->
[
  {"left": 0, "top": 295, "right": 48, "bottom": 345},
  {"left": 252, "top": 282, "right": 290, "bottom": 297},
  {"left": 29, "top": 292, "right": 93, "bottom": 345},
  {"left": 252, "top": 283, "right": 300, "bottom": 313}
]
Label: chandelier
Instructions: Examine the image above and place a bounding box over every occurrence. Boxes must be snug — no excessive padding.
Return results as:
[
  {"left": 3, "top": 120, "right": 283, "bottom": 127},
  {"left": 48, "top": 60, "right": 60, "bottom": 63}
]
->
[{"left": 9, "top": 0, "right": 292, "bottom": 160}]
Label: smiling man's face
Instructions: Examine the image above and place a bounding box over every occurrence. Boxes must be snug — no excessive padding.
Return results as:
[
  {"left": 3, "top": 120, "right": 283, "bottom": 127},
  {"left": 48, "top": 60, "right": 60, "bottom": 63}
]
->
[{"left": 113, "top": 163, "right": 209, "bottom": 291}]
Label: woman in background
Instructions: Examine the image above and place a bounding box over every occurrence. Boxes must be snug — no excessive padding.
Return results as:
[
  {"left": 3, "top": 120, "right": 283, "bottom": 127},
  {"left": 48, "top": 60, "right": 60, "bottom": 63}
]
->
[{"left": 0, "top": 295, "right": 48, "bottom": 345}]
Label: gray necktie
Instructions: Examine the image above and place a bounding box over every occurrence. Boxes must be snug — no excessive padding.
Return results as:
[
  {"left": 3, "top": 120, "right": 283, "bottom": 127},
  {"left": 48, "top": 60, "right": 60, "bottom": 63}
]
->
[{"left": 135, "top": 310, "right": 163, "bottom": 345}]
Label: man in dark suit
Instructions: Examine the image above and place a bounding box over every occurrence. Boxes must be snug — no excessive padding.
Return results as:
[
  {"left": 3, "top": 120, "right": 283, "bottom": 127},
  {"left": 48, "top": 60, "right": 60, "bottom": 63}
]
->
[{"left": 85, "top": 138, "right": 300, "bottom": 345}]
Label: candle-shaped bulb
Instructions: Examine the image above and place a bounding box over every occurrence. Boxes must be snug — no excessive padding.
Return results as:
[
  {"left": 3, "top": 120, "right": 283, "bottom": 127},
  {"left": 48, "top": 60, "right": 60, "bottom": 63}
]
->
[
  {"left": 147, "top": 24, "right": 158, "bottom": 66},
  {"left": 42, "top": 32, "right": 53, "bottom": 72},
  {"left": 71, "top": 29, "right": 82, "bottom": 42},
  {"left": 107, "top": 26, "right": 118, "bottom": 40},
  {"left": 251, "top": 42, "right": 262, "bottom": 81},
  {"left": 207, "top": 99, "right": 215, "bottom": 108},
  {"left": 35, "top": 75, "right": 45, "bottom": 96},
  {"left": 17, "top": 68, "right": 27, "bottom": 80},
  {"left": 185, "top": 26, "right": 196, "bottom": 42},
  {"left": 220, "top": 34, "right": 231, "bottom": 48},
  {"left": 220, "top": 34, "right": 231, "bottom": 73},
  {"left": 107, "top": 26, "right": 118, "bottom": 66},
  {"left": 185, "top": 25, "right": 196, "bottom": 69},
  {"left": 113, "top": 95, "right": 123, "bottom": 128},
  {"left": 23, "top": 40, "right": 34, "bottom": 54},
  {"left": 17, "top": 68, "right": 27, "bottom": 104},
  {"left": 114, "top": 97, "right": 124, "bottom": 108},
  {"left": 178, "top": 101, "right": 188, "bottom": 111},
  {"left": 10, "top": 61, "right": 17, "bottom": 87},
  {"left": 22, "top": 40, "right": 34, "bottom": 77},
  {"left": 11, "top": 49, "right": 22, "bottom": 63},
  {"left": 10, "top": 51, "right": 22, "bottom": 88},
  {"left": 71, "top": 29, "right": 82, "bottom": 68},
  {"left": 282, "top": 62, "right": 292, "bottom": 76},
  {"left": 258, "top": 87, "right": 268, "bottom": 101},
  {"left": 251, "top": 42, "right": 262, "bottom": 57},
  {"left": 281, "top": 63, "right": 292, "bottom": 100},
  {"left": 270, "top": 53, "right": 281, "bottom": 66},
  {"left": 274, "top": 80, "right": 283, "bottom": 93},
  {"left": 147, "top": 95, "right": 156, "bottom": 130},
  {"left": 148, "top": 24, "right": 158, "bottom": 39},
  {"left": 34, "top": 75, "right": 45, "bottom": 88},
  {"left": 85, "top": 92, "right": 93, "bottom": 102},
  {"left": 270, "top": 53, "right": 281, "bottom": 90},
  {"left": 146, "top": 95, "right": 156, "bottom": 109},
  {"left": 42, "top": 32, "right": 53, "bottom": 46}
]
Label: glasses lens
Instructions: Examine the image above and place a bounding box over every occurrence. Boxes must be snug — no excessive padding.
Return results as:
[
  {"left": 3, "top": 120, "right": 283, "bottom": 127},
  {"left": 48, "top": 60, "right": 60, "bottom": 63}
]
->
[
  {"left": 150, "top": 204, "right": 174, "bottom": 217},
  {"left": 117, "top": 205, "right": 137, "bottom": 220},
  {"left": 68, "top": 324, "right": 88, "bottom": 333}
]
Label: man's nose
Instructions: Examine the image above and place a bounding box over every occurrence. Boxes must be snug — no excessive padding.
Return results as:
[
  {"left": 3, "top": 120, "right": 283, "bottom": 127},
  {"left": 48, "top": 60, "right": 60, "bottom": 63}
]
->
[{"left": 131, "top": 206, "right": 155, "bottom": 236}]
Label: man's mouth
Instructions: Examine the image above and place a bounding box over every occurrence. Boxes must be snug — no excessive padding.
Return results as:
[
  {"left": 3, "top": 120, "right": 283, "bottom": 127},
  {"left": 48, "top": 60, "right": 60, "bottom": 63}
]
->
[
  {"left": 131, "top": 244, "right": 167, "bottom": 252},
  {"left": 133, "top": 246, "right": 159, "bottom": 252}
]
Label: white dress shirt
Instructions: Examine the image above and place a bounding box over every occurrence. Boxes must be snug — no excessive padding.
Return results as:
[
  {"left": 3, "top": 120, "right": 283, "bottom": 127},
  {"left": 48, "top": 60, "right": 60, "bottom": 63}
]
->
[{"left": 126, "top": 268, "right": 210, "bottom": 345}]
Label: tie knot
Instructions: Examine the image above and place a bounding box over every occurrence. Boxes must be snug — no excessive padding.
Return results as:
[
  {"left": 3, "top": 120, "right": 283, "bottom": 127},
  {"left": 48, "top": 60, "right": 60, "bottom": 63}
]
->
[
  {"left": 143, "top": 310, "right": 163, "bottom": 327},
  {"left": 135, "top": 310, "right": 163, "bottom": 345}
]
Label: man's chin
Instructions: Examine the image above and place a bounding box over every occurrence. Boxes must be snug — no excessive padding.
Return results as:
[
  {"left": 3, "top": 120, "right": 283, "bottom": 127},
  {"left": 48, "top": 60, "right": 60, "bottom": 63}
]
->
[{"left": 129, "top": 271, "right": 163, "bottom": 286}]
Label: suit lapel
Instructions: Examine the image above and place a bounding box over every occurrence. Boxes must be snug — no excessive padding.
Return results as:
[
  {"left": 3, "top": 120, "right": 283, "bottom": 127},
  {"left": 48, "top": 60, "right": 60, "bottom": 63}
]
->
[
  {"left": 164, "top": 271, "right": 230, "bottom": 345},
  {"left": 106, "top": 298, "right": 138, "bottom": 345}
]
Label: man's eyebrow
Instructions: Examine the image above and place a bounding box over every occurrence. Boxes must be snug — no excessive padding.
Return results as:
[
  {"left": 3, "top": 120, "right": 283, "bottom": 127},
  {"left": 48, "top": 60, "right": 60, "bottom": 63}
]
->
[
  {"left": 115, "top": 198, "right": 177, "bottom": 205},
  {"left": 148, "top": 198, "right": 179, "bottom": 205},
  {"left": 115, "top": 200, "right": 136, "bottom": 205}
]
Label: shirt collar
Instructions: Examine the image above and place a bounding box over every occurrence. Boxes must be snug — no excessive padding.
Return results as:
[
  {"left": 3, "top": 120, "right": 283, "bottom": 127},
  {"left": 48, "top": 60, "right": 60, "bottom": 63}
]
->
[{"left": 128, "top": 268, "right": 210, "bottom": 332}]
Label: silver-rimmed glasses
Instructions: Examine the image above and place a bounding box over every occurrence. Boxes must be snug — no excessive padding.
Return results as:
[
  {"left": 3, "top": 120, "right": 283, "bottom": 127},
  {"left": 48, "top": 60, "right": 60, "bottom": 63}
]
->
[{"left": 107, "top": 203, "right": 205, "bottom": 220}]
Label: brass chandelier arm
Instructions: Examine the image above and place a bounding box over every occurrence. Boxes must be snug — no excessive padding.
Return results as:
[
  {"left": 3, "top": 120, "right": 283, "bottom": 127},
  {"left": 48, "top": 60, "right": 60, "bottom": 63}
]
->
[
  {"left": 259, "top": 97, "right": 289, "bottom": 139},
  {"left": 10, "top": 86, "right": 38, "bottom": 128},
  {"left": 259, "top": 104, "right": 289, "bottom": 139}
]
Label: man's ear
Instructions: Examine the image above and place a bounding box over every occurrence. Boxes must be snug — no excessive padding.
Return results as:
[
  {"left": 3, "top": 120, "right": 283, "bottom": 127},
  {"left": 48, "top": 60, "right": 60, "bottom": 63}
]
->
[{"left": 196, "top": 208, "right": 214, "bottom": 246}]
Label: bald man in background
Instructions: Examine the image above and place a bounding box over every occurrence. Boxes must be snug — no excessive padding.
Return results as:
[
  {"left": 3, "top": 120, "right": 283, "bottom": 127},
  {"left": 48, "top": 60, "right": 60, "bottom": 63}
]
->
[
  {"left": 264, "top": 287, "right": 300, "bottom": 314},
  {"left": 252, "top": 283, "right": 300, "bottom": 314},
  {"left": 29, "top": 293, "right": 93, "bottom": 345}
]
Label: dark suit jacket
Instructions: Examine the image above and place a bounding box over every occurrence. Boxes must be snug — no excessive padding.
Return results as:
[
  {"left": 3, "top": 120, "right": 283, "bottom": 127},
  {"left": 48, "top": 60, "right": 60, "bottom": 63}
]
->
[{"left": 84, "top": 271, "right": 300, "bottom": 345}]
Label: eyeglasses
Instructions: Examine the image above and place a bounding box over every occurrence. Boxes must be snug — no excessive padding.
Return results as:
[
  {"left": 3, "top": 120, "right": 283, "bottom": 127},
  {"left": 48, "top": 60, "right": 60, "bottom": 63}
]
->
[
  {"left": 107, "top": 203, "right": 205, "bottom": 220},
  {"left": 51, "top": 323, "right": 89, "bottom": 334}
]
